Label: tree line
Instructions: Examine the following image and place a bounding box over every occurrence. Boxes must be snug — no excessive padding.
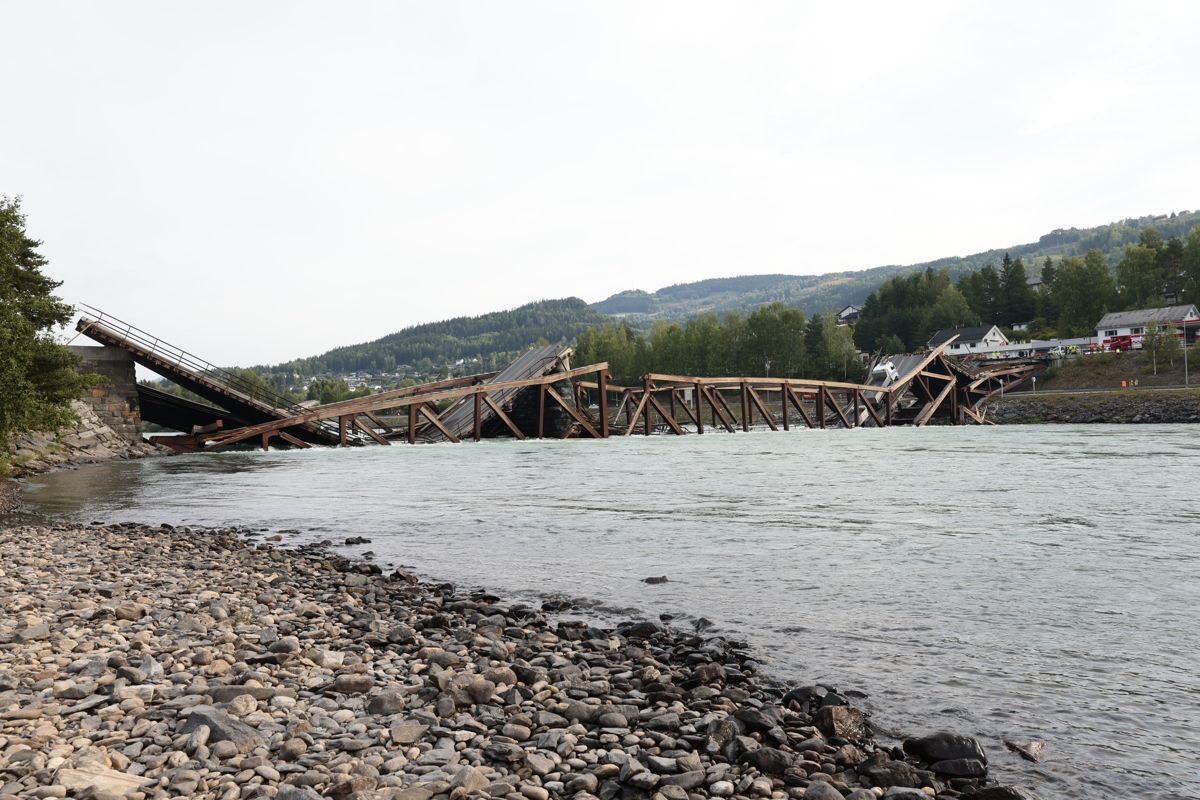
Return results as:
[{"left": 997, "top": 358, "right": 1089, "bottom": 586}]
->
[
  {"left": 574, "top": 304, "right": 862, "bottom": 385},
  {"left": 852, "top": 224, "right": 1200, "bottom": 351}
]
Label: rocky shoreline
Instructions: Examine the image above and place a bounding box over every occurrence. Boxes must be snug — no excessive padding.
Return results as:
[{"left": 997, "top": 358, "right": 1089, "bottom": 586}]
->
[
  {"left": 989, "top": 388, "right": 1200, "bottom": 424},
  {"left": 0, "top": 522, "right": 1039, "bottom": 800}
]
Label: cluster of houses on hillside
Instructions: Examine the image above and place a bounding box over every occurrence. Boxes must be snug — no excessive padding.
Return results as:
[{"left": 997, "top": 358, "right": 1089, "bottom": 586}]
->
[{"left": 926, "top": 303, "right": 1200, "bottom": 359}]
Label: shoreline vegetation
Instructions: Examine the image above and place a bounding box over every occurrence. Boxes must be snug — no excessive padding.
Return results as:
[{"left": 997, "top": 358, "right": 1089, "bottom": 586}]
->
[{"left": 0, "top": 522, "right": 1039, "bottom": 800}]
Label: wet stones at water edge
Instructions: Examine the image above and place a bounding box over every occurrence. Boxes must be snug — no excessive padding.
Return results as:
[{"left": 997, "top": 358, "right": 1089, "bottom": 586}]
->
[{"left": 0, "top": 523, "right": 1041, "bottom": 800}]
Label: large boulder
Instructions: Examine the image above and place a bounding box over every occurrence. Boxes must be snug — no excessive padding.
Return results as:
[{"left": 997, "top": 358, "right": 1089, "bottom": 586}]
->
[
  {"left": 904, "top": 732, "right": 987, "bottom": 765},
  {"left": 179, "top": 705, "right": 265, "bottom": 753}
]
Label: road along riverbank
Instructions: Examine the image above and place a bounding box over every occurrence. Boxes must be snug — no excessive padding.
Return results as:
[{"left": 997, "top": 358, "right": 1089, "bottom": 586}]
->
[{"left": 0, "top": 522, "right": 1039, "bottom": 800}]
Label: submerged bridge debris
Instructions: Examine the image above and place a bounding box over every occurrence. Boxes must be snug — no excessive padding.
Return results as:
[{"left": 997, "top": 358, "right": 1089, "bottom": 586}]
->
[{"left": 76, "top": 306, "right": 1043, "bottom": 452}]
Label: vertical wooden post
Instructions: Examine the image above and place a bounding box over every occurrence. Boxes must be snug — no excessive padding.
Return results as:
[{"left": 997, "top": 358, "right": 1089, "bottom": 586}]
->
[
  {"left": 642, "top": 378, "right": 652, "bottom": 435},
  {"left": 885, "top": 392, "right": 893, "bottom": 426},
  {"left": 473, "top": 391, "right": 482, "bottom": 441},
  {"left": 669, "top": 389, "right": 676, "bottom": 422},
  {"left": 740, "top": 382, "right": 749, "bottom": 431},
  {"left": 853, "top": 391, "right": 860, "bottom": 428},
  {"left": 537, "top": 383, "right": 546, "bottom": 438},
  {"left": 408, "top": 404, "right": 418, "bottom": 444},
  {"left": 694, "top": 382, "right": 704, "bottom": 434},
  {"left": 261, "top": 433, "right": 271, "bottom": 451},
  {"left": 598, "top": 369, "right": 609, "bottom": 438},
  {"left": 780, "top": 383, "right": 789, "bottom": 430},
  {"left": 338, "top": 415, "right": 349, "bottom": 446},
  {"left": 816, "top": 388, "right": 826, "bottom": 429}
]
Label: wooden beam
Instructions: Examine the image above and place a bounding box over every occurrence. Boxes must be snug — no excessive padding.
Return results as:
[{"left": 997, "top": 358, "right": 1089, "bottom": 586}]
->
[
  {"left": 857, "top": 390, "right": 884, "bottom": 428},
  {"left": 643, "top": 377, "right": 652, "bottom": 436},
  {"left": 338, "top": 415, "right": 349, "bottom": 447},
  {"left": 700, "top": 386, "right": 734, "bottom": 431},
  {"left": 780, "top": 382, "right": 789, "bottom": 430},
  {"left": 420, "top": 405, "right": 460, "bottom": 443},
  {"left": 545, "top": 388, "right": 601, "bottom": 438},
  {"left": 646, "top": 393, "right": 686, "bottom": 435},
  {"left": 473, "top": 392, "right": 482, "bottom": 441},
  {"left": 913, "top": 379, "right": 955, "bottom": 427},
  {"left": 785, "top": 387, "right": 815, "bottom": 429},
  {"left": 672, "top": 388, "right": 700, "bottom": 427},
  {"left": 747, "top": 387, "right": 778, "bottom": 431},
  {"left": 278, "top": 431, "right": 311, "bottom": 449},
  {"left": 740, "top": 382, "right": 750, "bottom": 431},
  {"left": 408, "top": 405, "right": 418, "bottom": 444},
  {"left": 816, "top": 387, "right": 826, "bottom": 429},
  {"left": 709, "top": 387, "right": 739, "bottom": 432},
  {"left": 483, "top": 394, "right": 525, "bottom": 439},
  {"left": 622, "top": 392, "right": 650, "bottom": 436},
  {"left": 823, "top": 387, "right": 852, "bottom": 428},
  {"left": 362, "top": 410, "right": 393, "bottom": 433},
  {"left": 644, "top": 373, "right": 875, "bottom": 392},
  {"left": 353, "top": 415, "right": 392, "bottom": 446},
  {"left": 537, "top": 383, "right": 546, "bottom": 439},
  {"left": 598, "top": 369, "right": 609, "bottom": 438},
  {"left": 694, "top": 382, "right": 704, "bottom": 434}
]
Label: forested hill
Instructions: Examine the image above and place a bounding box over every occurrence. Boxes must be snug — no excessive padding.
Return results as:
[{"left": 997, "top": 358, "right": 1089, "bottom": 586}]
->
[
  {"left": 592, "top": 210, "right": 1200, "bottom": 321},
  {"left": 273, "top": 298, "right": 608, "bottom": 376}
]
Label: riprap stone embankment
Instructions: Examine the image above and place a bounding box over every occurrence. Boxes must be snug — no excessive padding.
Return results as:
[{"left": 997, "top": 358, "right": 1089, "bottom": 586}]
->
[{"left": 988, "top": 389, "right": 1200, "bottom": 424}]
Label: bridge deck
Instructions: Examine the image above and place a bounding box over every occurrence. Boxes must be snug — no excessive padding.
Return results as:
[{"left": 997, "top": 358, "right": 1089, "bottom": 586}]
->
[{"left": 76, "top": 308, "right": 341, "bottom": 445}]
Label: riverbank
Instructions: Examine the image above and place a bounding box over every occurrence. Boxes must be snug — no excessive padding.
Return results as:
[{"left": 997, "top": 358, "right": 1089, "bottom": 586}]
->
[
  {"left": 0, "top": 522, "right": 1038, "bottom": 800},
  {"left": 988, "top": 387, "right": 1200, "bottom": 424},
  {"left": 2, "top": 401, "right": 167, "bottom": 481}
]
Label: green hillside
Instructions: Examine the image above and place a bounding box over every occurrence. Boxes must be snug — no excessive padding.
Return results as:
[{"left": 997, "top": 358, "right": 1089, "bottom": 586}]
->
[
  {"left": 271, "top": 298, "right": 609, "bottom": 377},
  {"left": 592, "top": 210, "right": 1200, "bottom": 322}
]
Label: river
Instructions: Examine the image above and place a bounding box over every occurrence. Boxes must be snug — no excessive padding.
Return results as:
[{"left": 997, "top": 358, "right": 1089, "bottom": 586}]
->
[{"left": 10, "top": 424, "right": 1199, "bottom": 799}]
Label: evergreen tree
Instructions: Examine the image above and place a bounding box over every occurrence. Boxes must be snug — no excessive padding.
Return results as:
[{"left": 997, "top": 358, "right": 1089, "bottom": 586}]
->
[
  {"left": 1116, "top": 244, "right": 1162, "bottom": 308},
  {"left": 999, "top": 255, "right": 1036, "bottom": 325},
  {"left": 1054, "top": 250, "right": 1115, "bottom": 337},
  {"left": 0, "top": 197, "right": 90, "bottom": 446},
  {"left": 1182, "top": 227, "right": 1200, "bottom": 304}
]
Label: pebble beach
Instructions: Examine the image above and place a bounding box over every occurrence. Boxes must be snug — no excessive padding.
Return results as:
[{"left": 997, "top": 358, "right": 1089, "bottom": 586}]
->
[{"left": 0, "top": 522, "right": 1034, "bottom": 800}]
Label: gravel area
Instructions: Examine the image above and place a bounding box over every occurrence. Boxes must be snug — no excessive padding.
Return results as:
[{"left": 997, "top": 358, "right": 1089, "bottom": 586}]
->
[{"left": 0, "top": 523, "right": 1033, "bottom": 800}]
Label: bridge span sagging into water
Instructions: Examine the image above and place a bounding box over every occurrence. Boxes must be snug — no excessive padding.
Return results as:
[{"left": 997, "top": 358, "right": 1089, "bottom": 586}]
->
[{"left": 75, "top": 305, "right": 1042, "bottom": 452}]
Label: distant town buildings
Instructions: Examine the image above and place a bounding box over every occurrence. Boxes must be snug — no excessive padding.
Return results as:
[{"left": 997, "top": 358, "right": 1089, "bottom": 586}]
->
[{"left": 1095, "top": 304, "right": 1200, "bottom": 348}]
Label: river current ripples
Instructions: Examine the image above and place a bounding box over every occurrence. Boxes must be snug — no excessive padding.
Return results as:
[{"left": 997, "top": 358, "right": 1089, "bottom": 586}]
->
[{"left": 13, "top": 424, "right": 1200, "bottom": 799}]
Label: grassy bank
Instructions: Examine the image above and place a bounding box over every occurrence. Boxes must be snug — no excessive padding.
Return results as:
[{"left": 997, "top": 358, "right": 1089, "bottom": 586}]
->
[{"left": 1039, "top": 350, "right": 1198, "bottom": 391}]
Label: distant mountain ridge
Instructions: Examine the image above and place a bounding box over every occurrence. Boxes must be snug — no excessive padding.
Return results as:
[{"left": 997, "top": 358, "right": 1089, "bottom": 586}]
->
[
  {"left": 591, "top": 209, "right": 1200, "bottom": 322},
  {"left": 267, "top": 208, "right": 1198, "bottom": 378}
]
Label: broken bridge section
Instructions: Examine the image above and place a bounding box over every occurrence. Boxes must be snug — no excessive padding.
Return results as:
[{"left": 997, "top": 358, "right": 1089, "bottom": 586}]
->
[{"left": 75, "top": 307, "right": 1042, "bottom": 451}]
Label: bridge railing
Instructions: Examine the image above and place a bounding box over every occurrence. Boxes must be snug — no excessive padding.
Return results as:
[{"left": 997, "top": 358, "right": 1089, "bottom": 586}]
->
[{"left": 76, "top": 304, "right": 348, "bottom": 440}]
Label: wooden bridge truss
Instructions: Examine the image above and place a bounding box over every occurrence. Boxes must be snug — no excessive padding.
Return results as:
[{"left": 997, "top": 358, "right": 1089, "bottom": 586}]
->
[
  {"left": 184, "top": 341, "right": 1041, "bottom": 450},
  {"left": 75, "top": 307, "right": 1041, "bottom": 451}
]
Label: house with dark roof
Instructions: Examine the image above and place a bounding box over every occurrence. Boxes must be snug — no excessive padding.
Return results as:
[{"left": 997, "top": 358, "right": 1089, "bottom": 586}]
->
[
  {"left": 1095, "top": 304, "right": 1200, "bottom": 348},
  {"left": 836, "top": 305, "right": 862, "bottom": 326},
  {"left": 926, "top": 325, "right": 1009, "bottom": 355}
]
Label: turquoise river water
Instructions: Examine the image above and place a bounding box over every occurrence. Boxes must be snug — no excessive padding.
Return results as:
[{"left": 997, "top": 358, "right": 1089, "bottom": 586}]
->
[{"left": 11, "top": 424, "right": 1200, "bottom": 799}]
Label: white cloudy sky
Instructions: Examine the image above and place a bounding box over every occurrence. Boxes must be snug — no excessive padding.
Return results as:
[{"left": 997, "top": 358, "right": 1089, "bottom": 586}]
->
[{"left": 5, "top": 1, "right": 1199, "bottom": 365}]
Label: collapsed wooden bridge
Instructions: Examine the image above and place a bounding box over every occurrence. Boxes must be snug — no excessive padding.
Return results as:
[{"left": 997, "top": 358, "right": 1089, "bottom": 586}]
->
[{"left": 76, "top": 306, "right": 1043, "bottom": 452}]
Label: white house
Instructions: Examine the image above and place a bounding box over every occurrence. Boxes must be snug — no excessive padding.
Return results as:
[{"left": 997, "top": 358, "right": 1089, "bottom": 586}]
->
[
  {"left": 1095, "top": 304, "right": 1200, "bottom": 348},
  {"left": 836, "top": 305, "right": 862, "bottom": 326},
  {"left": 926, "top": 325, "right": 1009, "bottom": 355}
]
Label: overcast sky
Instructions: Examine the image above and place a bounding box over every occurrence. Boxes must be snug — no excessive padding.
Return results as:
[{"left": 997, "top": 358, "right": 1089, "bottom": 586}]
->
[{"left": 5, "top": 1, "right": 1199, "bottom": 366}]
